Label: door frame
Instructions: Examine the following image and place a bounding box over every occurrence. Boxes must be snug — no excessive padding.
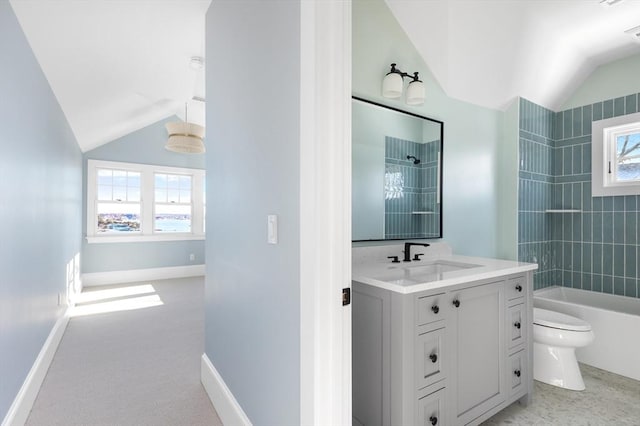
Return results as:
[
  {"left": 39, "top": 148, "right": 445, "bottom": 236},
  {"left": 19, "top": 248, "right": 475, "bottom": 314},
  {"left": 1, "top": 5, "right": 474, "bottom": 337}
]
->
[{"left": 299, "top": 1, "right": 352, "bottom": 424}]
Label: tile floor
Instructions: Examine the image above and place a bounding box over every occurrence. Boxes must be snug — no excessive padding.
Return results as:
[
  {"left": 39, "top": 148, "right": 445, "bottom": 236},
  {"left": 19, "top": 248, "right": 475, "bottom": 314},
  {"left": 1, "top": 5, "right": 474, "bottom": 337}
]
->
[{"left": 483, "top": 364, "right": 640, "bottom": 425}]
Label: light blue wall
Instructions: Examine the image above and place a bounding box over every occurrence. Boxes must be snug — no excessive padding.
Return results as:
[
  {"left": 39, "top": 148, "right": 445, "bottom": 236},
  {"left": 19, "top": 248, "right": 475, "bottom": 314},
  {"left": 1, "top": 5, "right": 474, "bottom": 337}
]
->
[
  {"left": 82, "top": 116, "right": 205, "bottom": 273},
  {"left": 497, "top": 100, "right": 520, "bottom": 260},
  {"left": 353, "top": 0, "right": 506, "bottom": 257},
  {"left": 84, "top": 116, "right": 205, "bottom": 169},
  {"left": 0, "top": 1, "right": 82, "bottom": 419},
  {"left": 560, "top": 53, "right": 640, "bottom": 111},
  {"left": 82, "top": 240, "right": 204, "bottom": 272},
  {"left": 205, "top": 1, "right": 300, "bottom": 424}
]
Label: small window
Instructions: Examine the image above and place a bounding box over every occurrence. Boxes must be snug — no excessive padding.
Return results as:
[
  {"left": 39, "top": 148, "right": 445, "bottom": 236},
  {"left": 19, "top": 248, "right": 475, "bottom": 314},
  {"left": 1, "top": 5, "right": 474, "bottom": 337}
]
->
[
  {"left": 611, "top": 131, "right": 640, "bottom": 183},
  {"left": 592, "top": 112, "right": 640, "bottom": 196}
]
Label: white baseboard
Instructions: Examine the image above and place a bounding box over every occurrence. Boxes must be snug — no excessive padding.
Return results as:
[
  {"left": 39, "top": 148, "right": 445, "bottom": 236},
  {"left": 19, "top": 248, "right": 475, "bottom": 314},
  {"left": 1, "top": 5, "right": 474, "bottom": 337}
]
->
[
  {"left": 201, "top": 353, "right": 252, "bottom": 426},
  {"left": 81, "top": 264, "right": 205, "bottom": 287},
  {"left": 2, "top": 309, "right": 70, "bottom": 426}
]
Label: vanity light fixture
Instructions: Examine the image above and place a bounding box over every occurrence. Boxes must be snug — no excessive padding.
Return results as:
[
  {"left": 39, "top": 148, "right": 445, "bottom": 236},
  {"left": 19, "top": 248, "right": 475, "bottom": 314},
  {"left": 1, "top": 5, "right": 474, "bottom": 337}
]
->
[
  {"left": 165, "top": 103, "right": 205, "bottom": 154},
  {"left": 382, "top": 63, "right": 425, "bottom": 106}
]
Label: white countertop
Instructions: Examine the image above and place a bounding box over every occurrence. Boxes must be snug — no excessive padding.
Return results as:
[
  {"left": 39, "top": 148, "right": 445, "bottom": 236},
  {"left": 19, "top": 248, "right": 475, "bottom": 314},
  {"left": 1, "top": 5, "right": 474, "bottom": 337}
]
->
[{"left": 352, "top": 253, "right": 538, "bottom": 295}]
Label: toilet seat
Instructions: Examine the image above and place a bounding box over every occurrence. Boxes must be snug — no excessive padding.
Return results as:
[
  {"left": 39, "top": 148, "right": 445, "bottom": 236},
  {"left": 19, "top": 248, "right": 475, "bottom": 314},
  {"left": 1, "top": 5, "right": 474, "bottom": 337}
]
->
[{"left": 533, "top": 308, "right": 591, "bottom": 332}]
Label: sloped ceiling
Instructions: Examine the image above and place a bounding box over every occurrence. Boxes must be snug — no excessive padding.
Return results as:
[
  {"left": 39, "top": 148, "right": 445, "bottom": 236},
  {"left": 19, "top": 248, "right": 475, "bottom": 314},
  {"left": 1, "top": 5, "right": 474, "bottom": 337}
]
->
[
  {"left": 385, "top": 0, "right": 640, "bottom": 111},
  {"left": 10, "top": 0, "right": 210, "bottom": 152},
  {"left": 10, "top": 0, "right": 640, "bottom": 151}
]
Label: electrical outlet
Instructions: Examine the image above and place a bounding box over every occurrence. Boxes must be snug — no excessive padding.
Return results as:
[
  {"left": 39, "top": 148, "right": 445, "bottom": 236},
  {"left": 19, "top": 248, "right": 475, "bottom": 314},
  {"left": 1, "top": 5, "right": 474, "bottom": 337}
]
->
[
  {"left": 57, "top": 293, "right": 62, "bottom": 306},
  {"left": 189, "top": 253, "right": 195, "bottom": 261}
]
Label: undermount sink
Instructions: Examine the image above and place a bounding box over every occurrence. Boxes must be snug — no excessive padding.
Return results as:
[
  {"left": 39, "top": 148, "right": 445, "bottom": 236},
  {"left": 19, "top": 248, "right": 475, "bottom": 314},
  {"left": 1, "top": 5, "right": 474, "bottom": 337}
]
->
[{"left": 370, "top": 259, "right": 481, "bottom": 285}]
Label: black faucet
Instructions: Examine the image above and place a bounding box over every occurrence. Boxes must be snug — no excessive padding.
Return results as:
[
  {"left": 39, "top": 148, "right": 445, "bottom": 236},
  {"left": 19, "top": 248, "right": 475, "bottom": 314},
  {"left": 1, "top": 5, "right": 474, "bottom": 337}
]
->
[{"left": 403, "top": 242, "right": 430, "bottom": 262}]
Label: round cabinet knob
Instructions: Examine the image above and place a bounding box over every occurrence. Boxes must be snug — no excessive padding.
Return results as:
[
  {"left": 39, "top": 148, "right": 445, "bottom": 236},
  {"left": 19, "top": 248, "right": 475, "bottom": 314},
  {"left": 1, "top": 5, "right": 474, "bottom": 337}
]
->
[
  {"left": 514, "top": 321, "right": 521, "bottom": 329},
  {"left": 515, "top": 284, "right": 523, "bottom": 292},
  {"left": 514, "top": 369, "right": 521, "bottom": 377},
  {"left": 431, "top": 305, "right": 439, "bottom": 314},
  {"left": 429, "top": 415, "right": 438, "bottom": 425},
  {"left": 452, "top": 299, "right": 460, "bottom": 308},
  {"left": 429, "top": 353, "right": 438, "bottom": 363}
]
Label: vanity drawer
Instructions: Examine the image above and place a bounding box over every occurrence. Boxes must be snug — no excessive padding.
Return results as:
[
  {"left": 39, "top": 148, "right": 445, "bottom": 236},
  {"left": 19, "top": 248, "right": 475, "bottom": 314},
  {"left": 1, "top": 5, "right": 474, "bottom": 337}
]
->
[
  {"left": 509, "top": 349, "right": 527, "bottom": 398},
  {"left": 506, "top": 276, "right": 526, "bottom": 301},
  {"left": 416, "top": 386, "right": 446, "bottom": 426},
  {"left": 415, "top": 325, "right": 446, "bottom": 390},
  {"left": 507, "top": 304, "right": 527, "bottom": 349},
  {"left": 416, "top": 293, "right": 447, "bottom": 325}
]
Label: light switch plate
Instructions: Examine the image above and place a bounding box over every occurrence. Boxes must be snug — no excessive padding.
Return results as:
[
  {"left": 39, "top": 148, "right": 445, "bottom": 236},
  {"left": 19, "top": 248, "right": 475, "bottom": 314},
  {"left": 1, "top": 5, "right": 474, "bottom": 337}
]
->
[{"left": 268, "top": 215, "right": 278, "bottom": 244}]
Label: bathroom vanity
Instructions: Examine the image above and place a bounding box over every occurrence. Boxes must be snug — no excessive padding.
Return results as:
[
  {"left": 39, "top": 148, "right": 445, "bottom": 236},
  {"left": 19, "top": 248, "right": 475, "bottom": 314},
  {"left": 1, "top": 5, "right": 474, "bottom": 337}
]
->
[{"left": 352, "top": 244, "right": 537, "bottom": 426}]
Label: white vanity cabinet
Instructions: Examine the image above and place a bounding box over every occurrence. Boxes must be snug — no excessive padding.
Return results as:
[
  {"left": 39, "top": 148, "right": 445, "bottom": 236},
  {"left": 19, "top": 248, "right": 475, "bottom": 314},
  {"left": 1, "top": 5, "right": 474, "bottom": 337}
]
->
[{"left": 352, "top": 271, "right": 533, "bottom": 426}]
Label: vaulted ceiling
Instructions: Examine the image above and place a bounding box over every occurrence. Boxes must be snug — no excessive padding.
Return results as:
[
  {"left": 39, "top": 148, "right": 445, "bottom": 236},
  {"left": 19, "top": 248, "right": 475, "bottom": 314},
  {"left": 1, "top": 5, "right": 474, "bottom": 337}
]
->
[
  {"left": 10, "top": 0, "right": 211, "bottom": 152},
  {"left": 385, "top": 0, "right": 640, "bottom": 111},
  {"left": 9, "top": 1, "right": 640, "bottom": 152}
]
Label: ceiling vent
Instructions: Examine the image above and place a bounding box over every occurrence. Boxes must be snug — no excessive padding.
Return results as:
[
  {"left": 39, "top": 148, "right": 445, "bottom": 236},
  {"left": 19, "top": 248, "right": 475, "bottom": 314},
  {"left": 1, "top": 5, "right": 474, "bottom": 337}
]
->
[
  {"left": 600, "top": 0, "right": 624, "bottom": 6},
  {"left": 625, "top": 25, "right": 640, "bottom": 41}
]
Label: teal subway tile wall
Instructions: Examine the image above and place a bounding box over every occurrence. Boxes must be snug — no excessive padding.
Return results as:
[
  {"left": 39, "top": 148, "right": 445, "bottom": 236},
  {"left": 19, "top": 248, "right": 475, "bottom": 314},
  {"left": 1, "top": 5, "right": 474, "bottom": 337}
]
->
[
  {"left": 519, "top": 95, "right": 640, "bottom": 298},
  {"left": 518, "top": 98, "right": 555, "bottom": 288},
  {"left": 385, "top": 136, "right": 440, "bottom": 239}
]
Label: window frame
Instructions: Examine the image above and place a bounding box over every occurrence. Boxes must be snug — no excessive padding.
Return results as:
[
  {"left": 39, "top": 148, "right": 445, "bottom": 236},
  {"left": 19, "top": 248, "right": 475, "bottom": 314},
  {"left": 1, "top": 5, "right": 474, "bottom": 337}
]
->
[
  {"left": 87, "top": 160, "right": 205, "bottom": 243},
  {"left": 592, "top": 111, "right": 640, "bottom": 197},
  {"left": 95, "top": 167, "right": 143, "bottom": 234},
  {"left": 153, "top": 172, "right": 194, "bottom": 234}
]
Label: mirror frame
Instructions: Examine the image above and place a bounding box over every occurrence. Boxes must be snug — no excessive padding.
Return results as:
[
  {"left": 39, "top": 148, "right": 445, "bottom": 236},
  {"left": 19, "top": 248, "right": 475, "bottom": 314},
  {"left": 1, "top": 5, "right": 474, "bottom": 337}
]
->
[{"left": 352, "top": 96, "right": 444, "bottom": 242}]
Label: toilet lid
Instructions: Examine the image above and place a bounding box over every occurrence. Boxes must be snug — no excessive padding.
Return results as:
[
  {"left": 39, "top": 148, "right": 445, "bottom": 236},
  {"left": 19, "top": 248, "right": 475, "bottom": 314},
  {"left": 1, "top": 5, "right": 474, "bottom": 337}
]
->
[{"left": 533, "top": 308, "right": 591, "bottom": 331}]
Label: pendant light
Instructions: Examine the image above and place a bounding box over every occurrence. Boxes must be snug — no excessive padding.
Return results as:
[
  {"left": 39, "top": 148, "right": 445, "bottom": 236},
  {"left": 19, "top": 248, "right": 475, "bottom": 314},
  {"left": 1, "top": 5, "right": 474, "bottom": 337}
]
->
[{"left": 165, "top": 103, "right": 205, "bottom": 154}]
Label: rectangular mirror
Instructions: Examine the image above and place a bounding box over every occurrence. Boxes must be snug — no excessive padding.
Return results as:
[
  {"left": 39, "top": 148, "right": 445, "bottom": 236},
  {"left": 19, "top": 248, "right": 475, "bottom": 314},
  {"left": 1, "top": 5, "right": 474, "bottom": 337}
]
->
[{"left": 352, "top": 97, "right": 443, "bottom": 241}]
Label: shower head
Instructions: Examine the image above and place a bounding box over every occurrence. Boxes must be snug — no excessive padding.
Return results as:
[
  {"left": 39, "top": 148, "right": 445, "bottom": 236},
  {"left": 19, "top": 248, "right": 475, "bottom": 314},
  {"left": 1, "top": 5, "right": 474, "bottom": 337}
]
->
[{"left": 406, "top": 155, "right": 421, "bottom": 165}]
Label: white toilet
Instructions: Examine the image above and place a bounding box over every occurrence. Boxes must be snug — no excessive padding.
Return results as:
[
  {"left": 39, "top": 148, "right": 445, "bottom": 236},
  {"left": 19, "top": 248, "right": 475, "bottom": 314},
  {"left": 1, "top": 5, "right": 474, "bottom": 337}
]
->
[{"left": 533, "top": 307, "right": 595, "bottom": 391}]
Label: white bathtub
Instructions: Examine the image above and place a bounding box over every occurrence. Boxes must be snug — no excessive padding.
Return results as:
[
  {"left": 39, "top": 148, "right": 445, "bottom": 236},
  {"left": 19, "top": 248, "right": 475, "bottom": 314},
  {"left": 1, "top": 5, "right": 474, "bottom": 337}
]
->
[{"left": 534, "top": 286, "right": 640, "bottom": 381}]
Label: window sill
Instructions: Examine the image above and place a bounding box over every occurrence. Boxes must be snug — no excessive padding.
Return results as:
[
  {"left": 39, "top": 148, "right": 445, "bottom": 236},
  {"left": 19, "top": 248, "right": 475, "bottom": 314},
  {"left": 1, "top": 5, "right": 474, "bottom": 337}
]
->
[
  {"left": 592, "top": 185, "right": 640, "bottom": 197},
  {"left": 86, "top": 234, "right": 205, "bottom": 244}
]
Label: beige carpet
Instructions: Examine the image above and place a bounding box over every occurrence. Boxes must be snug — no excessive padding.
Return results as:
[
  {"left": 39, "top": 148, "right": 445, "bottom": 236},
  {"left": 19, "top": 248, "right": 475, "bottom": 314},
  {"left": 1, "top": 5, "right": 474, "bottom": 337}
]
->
[{"left": 26, "top": 277, "right": 222, "bottom": 426}]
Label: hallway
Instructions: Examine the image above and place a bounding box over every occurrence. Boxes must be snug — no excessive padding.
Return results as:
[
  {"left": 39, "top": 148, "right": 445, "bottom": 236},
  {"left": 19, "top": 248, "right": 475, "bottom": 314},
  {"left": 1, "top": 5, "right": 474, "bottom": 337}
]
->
[{"left": 26, "top": 277, "right": 221, "bottom": 426}]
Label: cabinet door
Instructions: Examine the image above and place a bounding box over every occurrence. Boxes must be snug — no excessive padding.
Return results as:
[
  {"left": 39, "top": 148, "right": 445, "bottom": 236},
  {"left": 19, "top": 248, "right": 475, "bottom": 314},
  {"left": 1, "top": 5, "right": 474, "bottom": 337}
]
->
[
  {"left": 450, "top": 280, "right": 506, "bottom": 425},
  {"left": 352, "top": 285, "right": 390, "bottom": 426}
]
